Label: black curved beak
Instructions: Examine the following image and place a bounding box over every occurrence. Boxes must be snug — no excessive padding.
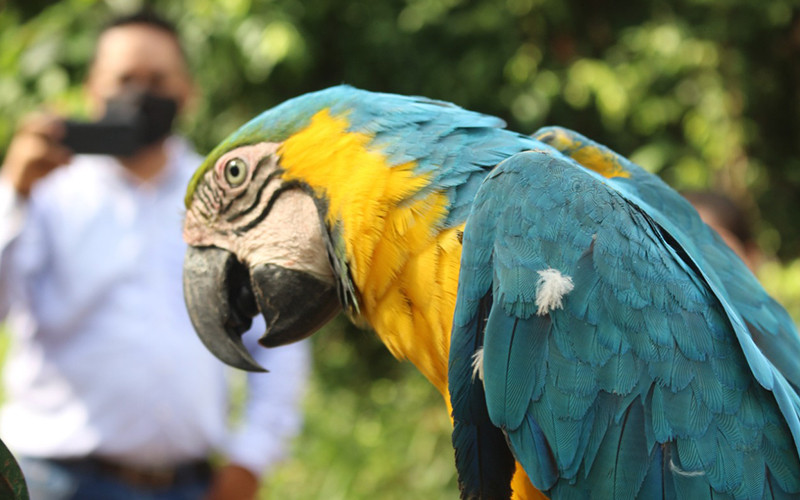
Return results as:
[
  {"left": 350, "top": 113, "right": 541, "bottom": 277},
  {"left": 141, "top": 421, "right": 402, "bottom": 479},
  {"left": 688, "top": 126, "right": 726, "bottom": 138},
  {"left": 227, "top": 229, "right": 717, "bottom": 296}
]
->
[
  {"left": 183, "top": 246, "right": 340, "bottom": 372},
  {"left": 183, "top": 246, "right": 265, "bottom": 372},
  {"left": 250, "top": 263, "right": 340, "bottom": 348}
]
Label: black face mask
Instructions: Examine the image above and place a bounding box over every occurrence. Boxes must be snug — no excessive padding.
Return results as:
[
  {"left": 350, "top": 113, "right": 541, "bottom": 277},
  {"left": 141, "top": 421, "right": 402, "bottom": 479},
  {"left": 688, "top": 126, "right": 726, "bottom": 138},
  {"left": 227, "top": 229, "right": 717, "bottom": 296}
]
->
[
  {"left": 104, "top": 89, "right": 179, "bottom": 146},
  {"left": 61, "top": 89, "right": 179, "bottom": 157}
]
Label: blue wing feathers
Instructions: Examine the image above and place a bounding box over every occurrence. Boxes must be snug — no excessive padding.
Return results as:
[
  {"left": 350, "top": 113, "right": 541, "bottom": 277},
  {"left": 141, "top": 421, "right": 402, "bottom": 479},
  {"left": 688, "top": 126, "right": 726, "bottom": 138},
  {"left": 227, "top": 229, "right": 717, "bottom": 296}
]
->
[
  {"left": 449, "top": 291, "right": 517, "bottom": 499},
  {"left": 536, "top": 127, "right": 800, "bottom": 384},
  {"left": 596, "top": 349, "right": 639, "bottom": 395},
  {"left": 450, "top": 143, "right": 800, "bottom": 498},
  {"left": 580, "top": 400, "right": 651, "bottom": 499},
  {"left": 482, "top": 312, "right": 544, "bottom": 429},
  {"left": 451, "top": 417, "right": 517, "bottom": 499},
  {"left": 637, "top": 444, "right": 674, "bottom": 499},
  {"left": 513, "top": 414, "right": 560, "bottom": 490}
]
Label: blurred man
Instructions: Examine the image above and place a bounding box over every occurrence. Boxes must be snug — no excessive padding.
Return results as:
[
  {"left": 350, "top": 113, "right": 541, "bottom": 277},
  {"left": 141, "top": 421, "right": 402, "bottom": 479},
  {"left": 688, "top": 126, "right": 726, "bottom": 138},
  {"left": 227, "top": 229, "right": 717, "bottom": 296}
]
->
[
  {"left": 683, "top": 190, "right": 762, "bottom": 272},
  {"left": 0, "top": 10, "right": 309, "bottom": 500}
]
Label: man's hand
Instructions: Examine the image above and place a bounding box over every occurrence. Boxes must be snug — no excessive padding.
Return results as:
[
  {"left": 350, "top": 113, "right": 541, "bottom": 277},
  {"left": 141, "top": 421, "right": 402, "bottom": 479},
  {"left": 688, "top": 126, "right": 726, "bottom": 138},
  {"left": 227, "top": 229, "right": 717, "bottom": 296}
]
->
[
  {"left": 205, "top": 463, "right": 259, "bottom": 500},
  {"left": 1, "top": 113, "right": 72, "bottom": 197}
]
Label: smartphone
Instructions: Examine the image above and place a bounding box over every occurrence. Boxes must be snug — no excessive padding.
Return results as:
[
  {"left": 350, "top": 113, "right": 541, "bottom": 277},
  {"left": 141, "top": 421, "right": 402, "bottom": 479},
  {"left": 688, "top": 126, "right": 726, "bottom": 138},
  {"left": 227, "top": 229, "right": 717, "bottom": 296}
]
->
[
  {"left": 61, "top": 120, "right": 141, "bottom": 157},
  {"left": 60, "top": 90, "right": 176, "bottom": 157}
]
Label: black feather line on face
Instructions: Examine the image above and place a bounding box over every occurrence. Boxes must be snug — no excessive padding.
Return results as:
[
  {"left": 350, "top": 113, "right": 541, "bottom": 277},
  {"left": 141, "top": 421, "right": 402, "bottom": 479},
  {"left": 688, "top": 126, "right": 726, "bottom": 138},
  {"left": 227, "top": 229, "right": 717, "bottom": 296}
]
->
[
  {"left": 208, "top": 180, "right": 223, "bottom": 205},
  {"left": 225, "top": 168, "right": 284, "bottom": 222},
  {"left": 233, "top": 180, "right": 305, "bottom": 235},
  {"left": 196, "top": 185, "right": 215, "bottom": 219},
  {"left": 220, "top": 156, "right": 274, "bottom": 217}
]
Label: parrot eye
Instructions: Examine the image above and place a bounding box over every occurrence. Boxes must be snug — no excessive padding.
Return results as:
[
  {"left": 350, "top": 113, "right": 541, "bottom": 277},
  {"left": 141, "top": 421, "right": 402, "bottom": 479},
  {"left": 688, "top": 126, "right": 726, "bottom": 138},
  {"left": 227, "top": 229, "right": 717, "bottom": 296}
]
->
[{"left": 223, "top": 158, "right": 248, "bottom": 187}]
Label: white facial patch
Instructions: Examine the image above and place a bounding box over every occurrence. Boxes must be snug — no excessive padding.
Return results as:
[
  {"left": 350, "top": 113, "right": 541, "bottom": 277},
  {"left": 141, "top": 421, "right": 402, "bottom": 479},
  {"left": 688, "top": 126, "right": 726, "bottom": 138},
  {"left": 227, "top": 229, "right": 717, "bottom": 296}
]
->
[
  {"left": 240, "top": 189, "right": 334, "bottom": 284},
  {"left": 471, "top": 347, "right": 484, "bottom": 383},
  {"left": 183, "top": 142, "right": 282, "bottom": 247},
  {"left": 184, "top": 142, "right": 335, "bottom": 286},
  {"left": 535, "top": 268, "right": 574, "bottom": 316}
]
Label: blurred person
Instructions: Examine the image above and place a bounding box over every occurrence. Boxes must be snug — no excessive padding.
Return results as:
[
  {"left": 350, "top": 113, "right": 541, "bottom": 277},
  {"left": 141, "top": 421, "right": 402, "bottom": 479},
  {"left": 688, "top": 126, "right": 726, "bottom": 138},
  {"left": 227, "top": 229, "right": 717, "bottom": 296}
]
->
[
  {"left": 0, "top": 10, "right": 309, "bottom": 500},
  {"left": 683, "top": 190, "right": 762, "bottom": 272}
]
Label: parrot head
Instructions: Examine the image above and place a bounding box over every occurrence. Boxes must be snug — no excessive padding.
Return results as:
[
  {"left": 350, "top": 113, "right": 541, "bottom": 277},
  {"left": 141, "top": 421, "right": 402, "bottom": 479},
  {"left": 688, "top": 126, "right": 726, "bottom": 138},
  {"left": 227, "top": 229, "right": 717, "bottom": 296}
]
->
[
  {"left": 182, "top": 85, "right": 535, "bottom": 372},
  {"left": 182, "top": 89, "right": 353, "bottom": 371},
  {"left": 182, "top": 142, "right": 339, "bottom": 371}
]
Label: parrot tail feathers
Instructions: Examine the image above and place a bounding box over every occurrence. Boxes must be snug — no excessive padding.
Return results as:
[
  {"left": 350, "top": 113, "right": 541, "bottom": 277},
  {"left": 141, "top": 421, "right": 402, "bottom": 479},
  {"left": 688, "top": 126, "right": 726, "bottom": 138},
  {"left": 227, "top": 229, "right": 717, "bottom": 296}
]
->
[
  {"left": 451, "top": 292, "right": 517, "bottom": 499},
  {"left": 452, "top": 419, "right": 517, "bottom": 500}
]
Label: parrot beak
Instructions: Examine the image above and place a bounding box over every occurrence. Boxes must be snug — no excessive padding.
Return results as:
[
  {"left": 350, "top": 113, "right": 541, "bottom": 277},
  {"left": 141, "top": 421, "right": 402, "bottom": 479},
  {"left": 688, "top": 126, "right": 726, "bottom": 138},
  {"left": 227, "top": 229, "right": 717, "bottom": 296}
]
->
[
  {"left": 250, "top": 263, "right": 340, "bottom": 348},
  {"left": 183, "top": 246, "right": 265, "bottom": 372},
  {"left": 183, "top": 245, "right": 340, "bottom": 372}
]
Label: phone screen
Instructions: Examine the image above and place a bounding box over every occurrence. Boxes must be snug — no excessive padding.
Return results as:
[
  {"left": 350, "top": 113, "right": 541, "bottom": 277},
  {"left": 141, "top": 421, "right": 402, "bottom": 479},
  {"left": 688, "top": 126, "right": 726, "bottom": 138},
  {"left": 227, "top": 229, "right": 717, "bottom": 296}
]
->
[{"left": 61, "top": 121, "right": 140, "bottom": 156}]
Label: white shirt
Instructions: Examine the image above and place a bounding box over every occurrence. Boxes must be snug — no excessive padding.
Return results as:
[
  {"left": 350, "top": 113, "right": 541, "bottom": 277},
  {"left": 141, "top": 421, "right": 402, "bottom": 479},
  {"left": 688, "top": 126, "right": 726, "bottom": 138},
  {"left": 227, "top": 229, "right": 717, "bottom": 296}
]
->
[{"left": 0, "top": 137, "right": 310, "bottom": 475}]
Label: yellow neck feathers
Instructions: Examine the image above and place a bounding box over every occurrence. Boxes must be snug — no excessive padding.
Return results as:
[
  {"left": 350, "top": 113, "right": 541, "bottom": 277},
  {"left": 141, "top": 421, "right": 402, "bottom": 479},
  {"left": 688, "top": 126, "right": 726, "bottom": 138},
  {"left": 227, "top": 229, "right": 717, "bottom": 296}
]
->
[
  {"left": 541, "top": 128, "right": 632, "bottom": 179},
  {"left": 279, "top": 110, "right": 463, "bottom": 395}
]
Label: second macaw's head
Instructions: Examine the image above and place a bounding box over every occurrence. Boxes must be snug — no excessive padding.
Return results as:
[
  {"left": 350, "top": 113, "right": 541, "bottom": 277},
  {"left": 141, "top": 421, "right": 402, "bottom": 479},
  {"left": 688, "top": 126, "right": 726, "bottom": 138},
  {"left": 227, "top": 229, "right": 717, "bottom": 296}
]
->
[{"left": 182, "top": 85, "right": 533, "bottom": 371}]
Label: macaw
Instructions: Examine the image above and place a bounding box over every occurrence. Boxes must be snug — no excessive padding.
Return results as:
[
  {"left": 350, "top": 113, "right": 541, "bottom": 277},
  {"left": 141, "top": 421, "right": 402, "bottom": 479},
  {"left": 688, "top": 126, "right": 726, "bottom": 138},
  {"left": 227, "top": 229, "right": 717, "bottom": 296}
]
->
[{"left": 181, "top": 85, "right": 800, "bottom": 499}]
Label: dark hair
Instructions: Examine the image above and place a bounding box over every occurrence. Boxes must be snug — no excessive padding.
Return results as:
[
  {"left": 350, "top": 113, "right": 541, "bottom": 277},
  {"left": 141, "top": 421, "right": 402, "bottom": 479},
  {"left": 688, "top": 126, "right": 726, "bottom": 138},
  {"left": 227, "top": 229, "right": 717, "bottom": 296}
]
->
[
  {"left": 103, "top": 9, "right": 179, "bottom": 38},
  {"left": 683, "top": 190, "right": 754, "bottom": 245},
  {"left": 92, "top": 9, "right": 187, "bottom": 64}
]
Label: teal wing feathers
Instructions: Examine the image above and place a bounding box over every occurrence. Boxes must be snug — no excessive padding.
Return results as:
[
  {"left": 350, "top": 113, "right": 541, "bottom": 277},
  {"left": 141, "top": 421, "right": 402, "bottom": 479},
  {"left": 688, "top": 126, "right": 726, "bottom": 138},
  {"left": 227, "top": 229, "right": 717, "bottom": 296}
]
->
[
  {"left": 534, "top": 126, "right": 800, "bottom": 392},
  {"left": 449, "top": 147, "right": 800, "bottom": 499},
  {"left": 448, "top": 289, "right": 518, "bottom": 500}
]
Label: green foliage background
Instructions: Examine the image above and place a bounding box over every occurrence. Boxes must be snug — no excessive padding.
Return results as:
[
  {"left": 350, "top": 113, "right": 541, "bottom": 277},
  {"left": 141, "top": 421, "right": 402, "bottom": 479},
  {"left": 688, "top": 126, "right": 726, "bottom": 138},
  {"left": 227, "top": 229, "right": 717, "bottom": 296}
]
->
[{"left": 2, "top": 0, "right": 800, "bottom": 498}]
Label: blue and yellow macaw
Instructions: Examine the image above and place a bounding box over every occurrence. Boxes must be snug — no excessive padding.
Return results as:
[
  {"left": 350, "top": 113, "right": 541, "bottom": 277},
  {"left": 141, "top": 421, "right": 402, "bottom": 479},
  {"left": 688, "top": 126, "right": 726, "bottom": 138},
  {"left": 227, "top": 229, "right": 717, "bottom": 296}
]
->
[{"left": 181, "top": 85, "right": 800, "bottom": 499}]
